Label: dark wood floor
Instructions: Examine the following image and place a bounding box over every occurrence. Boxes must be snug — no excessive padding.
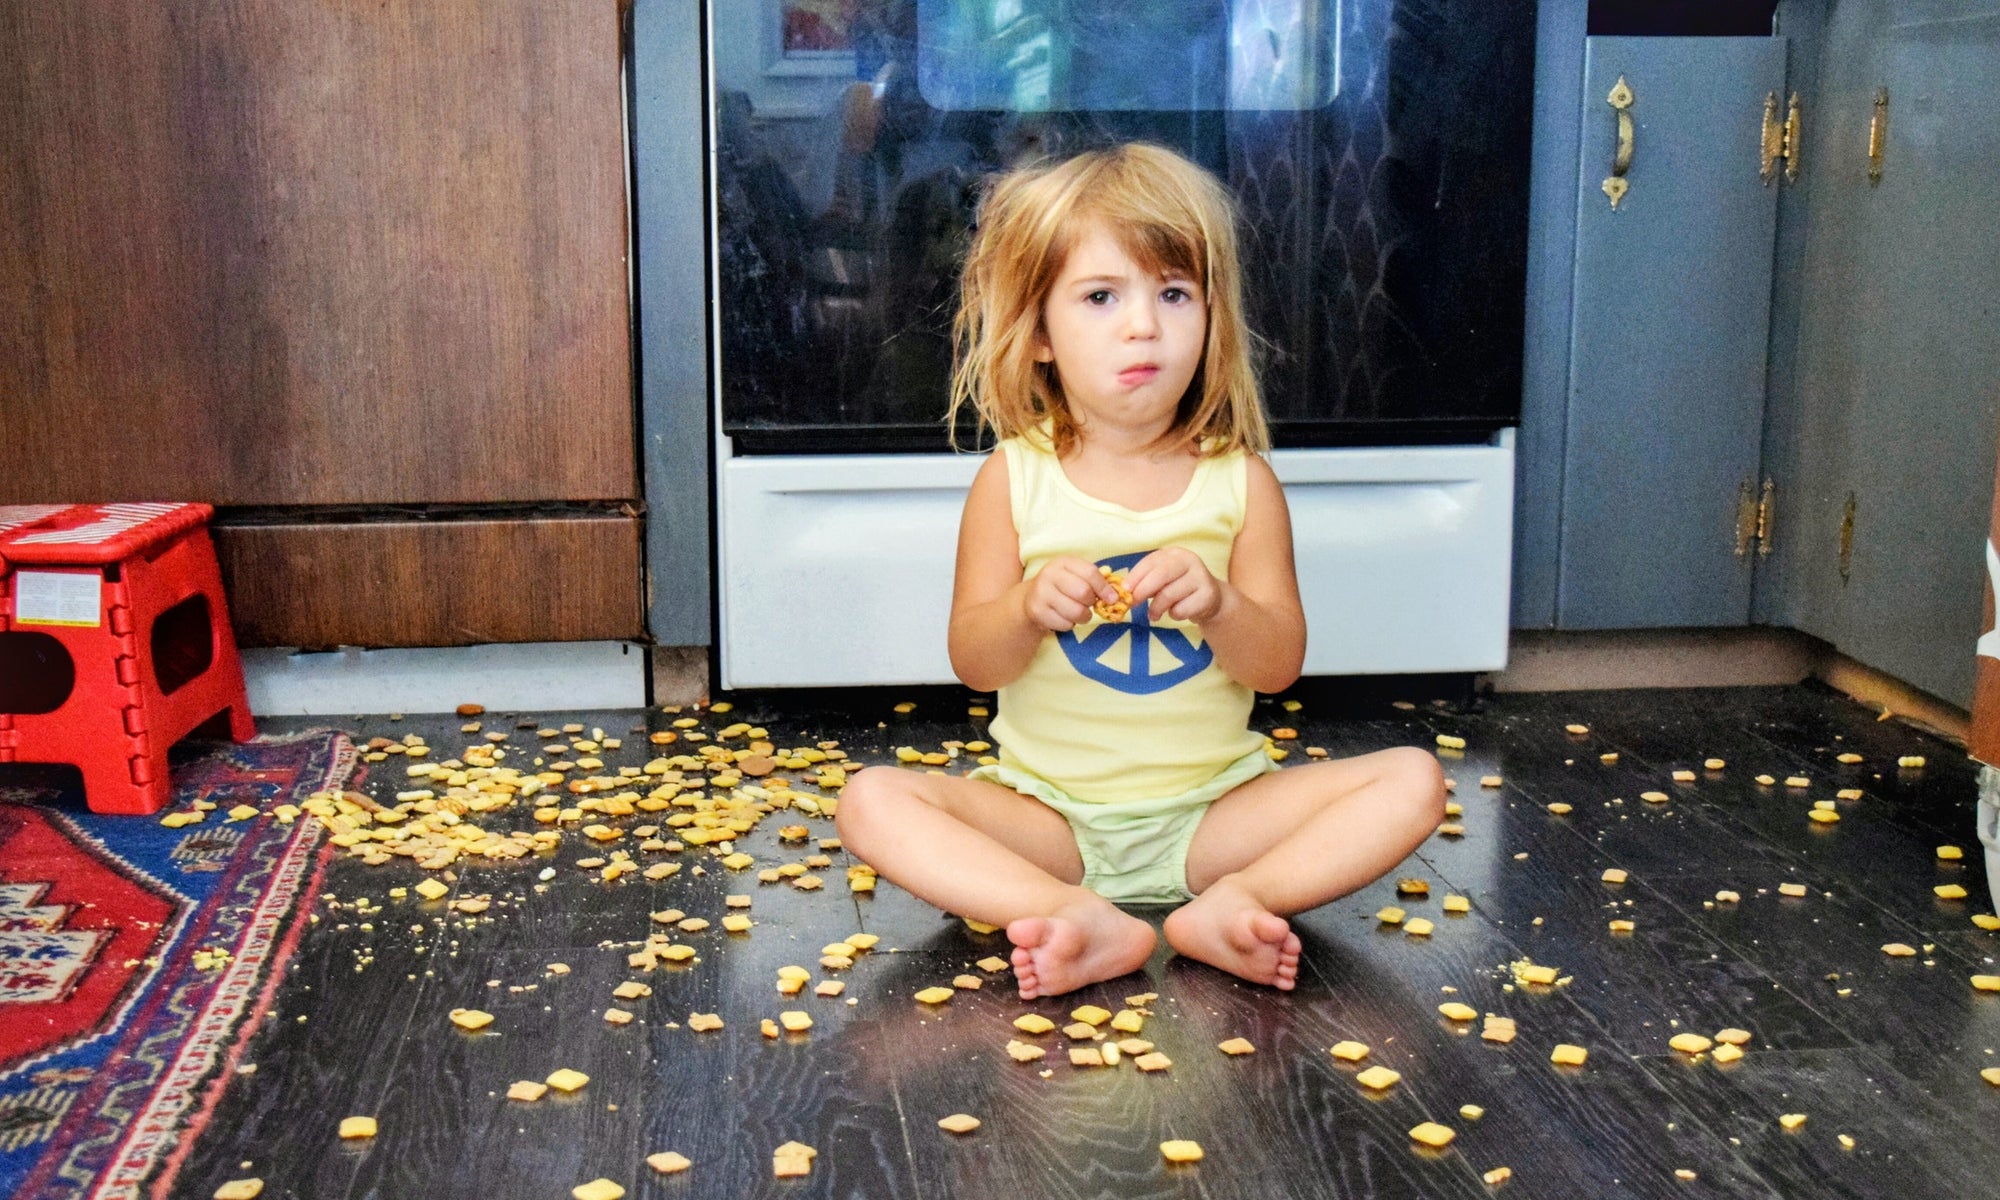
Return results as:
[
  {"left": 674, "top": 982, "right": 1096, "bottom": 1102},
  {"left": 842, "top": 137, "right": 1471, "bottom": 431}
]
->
[{"left": 169, "top": 683, "right": 1997, "bottom": 1200}]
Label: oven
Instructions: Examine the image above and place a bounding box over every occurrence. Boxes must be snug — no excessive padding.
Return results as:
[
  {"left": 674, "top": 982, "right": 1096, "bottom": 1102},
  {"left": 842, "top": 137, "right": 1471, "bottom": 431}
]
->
[{"left": 701, "top": 0, "right": 1536, "bottom": 688}]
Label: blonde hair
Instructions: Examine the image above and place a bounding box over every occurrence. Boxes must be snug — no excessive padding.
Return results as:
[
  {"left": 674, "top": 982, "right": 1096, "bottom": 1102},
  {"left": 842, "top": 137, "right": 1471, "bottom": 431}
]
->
[{"left": 948, "top": 143, "right": 1268, "bottom": 457}]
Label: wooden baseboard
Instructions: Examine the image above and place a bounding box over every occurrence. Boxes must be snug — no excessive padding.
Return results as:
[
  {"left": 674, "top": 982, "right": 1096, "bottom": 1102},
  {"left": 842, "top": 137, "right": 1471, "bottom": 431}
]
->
[
  {"left": 1814, "top": 654, "right": 1970, "bottom": 746},
  {"left": 1487, "top": 629, "right": 1820, "bottom": 693}
]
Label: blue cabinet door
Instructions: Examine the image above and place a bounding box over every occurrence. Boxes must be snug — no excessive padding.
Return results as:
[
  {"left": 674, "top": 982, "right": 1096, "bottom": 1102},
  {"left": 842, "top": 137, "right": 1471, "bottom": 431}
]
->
[{"left": 1557, "top": 37, "right": 1788, "bottom": 629}]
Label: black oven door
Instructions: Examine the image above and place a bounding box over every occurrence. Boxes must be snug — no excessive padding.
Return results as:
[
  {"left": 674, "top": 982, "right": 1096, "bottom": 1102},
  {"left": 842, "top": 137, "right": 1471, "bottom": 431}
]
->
[{"left": 711, "top": 0, "right": 1536, "bottom": 455}]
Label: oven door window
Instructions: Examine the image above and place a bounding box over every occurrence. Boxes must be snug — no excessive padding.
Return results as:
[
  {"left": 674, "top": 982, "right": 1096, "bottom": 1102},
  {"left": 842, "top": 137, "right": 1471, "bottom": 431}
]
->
[{"left": 711, "top": 0, "right": 1533, "bottom": 454}]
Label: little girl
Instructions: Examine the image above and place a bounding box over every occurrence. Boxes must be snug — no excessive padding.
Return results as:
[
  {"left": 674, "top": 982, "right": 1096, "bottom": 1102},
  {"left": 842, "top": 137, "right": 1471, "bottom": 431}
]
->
[{"left": 835, "top": 144, "right": 1445, "bottom": 999}]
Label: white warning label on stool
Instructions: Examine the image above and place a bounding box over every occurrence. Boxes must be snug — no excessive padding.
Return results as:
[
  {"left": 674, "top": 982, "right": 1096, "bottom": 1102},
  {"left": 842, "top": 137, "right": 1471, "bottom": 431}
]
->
[{"left": 12, "top": 571, "right": 102, "bottom": 627}]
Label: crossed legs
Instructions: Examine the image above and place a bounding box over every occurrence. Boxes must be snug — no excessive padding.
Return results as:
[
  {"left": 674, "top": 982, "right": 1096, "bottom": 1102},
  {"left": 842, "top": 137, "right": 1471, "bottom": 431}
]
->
[{"left": 833, "top": 747, "right": 1445, "bottom": 998}]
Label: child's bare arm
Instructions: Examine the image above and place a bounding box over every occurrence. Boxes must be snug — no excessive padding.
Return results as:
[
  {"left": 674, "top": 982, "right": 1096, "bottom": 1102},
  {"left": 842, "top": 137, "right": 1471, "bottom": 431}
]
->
[
  {"left": 948, "top": 452, "right": 1113, "bottom": 692},
  {"left": 1125, "top": 456, "right": 1304, "bottom": 693}
]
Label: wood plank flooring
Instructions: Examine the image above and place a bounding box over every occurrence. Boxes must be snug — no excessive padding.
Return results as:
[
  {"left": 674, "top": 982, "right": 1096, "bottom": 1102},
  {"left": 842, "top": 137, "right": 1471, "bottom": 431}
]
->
[{"left": 163, "top": 684, "right": 1996, "bottom": 1199}]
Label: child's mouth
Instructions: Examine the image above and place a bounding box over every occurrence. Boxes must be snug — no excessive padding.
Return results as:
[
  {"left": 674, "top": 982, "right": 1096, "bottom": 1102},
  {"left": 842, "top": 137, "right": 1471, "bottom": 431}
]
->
[{"left": 1117, "top": 365, "right": 1159, "bottom": 387}]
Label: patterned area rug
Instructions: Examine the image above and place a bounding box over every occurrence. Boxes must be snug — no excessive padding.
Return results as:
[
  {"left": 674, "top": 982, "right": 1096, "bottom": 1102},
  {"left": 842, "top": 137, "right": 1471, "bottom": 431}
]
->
[{"left": 0, "top": 731, "right": 353, "bottom": 1200}]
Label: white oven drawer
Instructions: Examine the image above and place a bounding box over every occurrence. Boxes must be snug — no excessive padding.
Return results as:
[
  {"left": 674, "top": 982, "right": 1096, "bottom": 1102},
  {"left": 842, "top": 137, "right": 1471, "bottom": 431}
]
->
[{"left": 717, "top": 434, "right": 1513, "bottom": 688}]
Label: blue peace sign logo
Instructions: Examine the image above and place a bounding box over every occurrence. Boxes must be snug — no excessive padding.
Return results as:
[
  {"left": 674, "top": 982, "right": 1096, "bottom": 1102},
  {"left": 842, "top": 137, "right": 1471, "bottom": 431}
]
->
[{"left": 1056, "top": 551, "right": 1213, "bottom": 695}]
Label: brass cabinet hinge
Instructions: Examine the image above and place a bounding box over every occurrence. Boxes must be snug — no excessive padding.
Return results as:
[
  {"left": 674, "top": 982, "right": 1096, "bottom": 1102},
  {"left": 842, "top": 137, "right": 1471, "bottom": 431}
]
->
[
  {"left": 1762, "top": 92, "right": 1806, "bottom": 186},
  {"left": 1839, "top": 492, "right": 1857, "bottom": 581},
  {"left": 1735, "top": 481, "right": 1759, "bottom": 557},
  {"left": 1761, "top": 93, "right": 1784, "bottom": 185},
  {"left": 1737, "top": 479, "right": 1779, "bottom": 559},
  {"left": 1783, "top": 92, "right": 1803, "bottom": 183},
  {"left": 1756, "top": 478, "right": 1775, "bottom": 557}
]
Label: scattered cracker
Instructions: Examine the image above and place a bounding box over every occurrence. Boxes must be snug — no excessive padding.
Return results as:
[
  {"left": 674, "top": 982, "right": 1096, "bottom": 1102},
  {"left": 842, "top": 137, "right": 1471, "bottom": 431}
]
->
[
  {"left": 1550, "top": 1044, "right": 1588, "bottom": 1066},
  {"left": 338, "top": 1116, "right": 377, "bottom": 1139},
  {"left": 214, "top": 1181, "right": 264, "bottom": 1200},
  {"left": 938, "top": 1114, "right": 981, "bottom": 1134},
  {"left": 1330, "top": 1041, "right": 1371, "bottom": 1061},
  {"left": 507, "top": 1080, "right": 549, "bottom": 1102},
  {"left": 546, "top": 1068, "right": 589, "bottom": 1092},
  {"left": 1160, "top": 1140, "right": 1204, "bottom": 1163},
  {"left": 646, "top": 1152, "right": 691, "bottom": 1175},
  {"left": 772, "top": 1142, "right": 816, "bottom": 1178},
  {"left": 1356, "top": 1065, "right": 1402, "bottom": 1090},
  {"left": 1005, "top": 1040, "right": 1046, "bottom": 1062},
  {"left": 1218, "top": 1037, "right": 1256, "bottom": 1055},
  {"left": 571, "top": 1181, "right": 623, "bottom": 1200},
  {"left": 1409, "top": 1122, "right": 1455, "bottom": 1149},
  {"left": 449, "top": 1008, "right": 494, "bottom": 1031}
]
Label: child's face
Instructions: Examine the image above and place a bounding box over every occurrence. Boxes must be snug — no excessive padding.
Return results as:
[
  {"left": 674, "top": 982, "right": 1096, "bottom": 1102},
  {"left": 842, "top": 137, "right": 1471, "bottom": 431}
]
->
[{"left": 1035, "top": 222, "right": 1207, "bottom": 442}]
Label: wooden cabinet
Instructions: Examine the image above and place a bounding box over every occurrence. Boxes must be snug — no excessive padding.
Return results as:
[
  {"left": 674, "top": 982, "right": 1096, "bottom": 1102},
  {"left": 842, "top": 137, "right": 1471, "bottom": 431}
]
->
[{"left": 0, "top": 1, "right": 638, "bottom": 648}]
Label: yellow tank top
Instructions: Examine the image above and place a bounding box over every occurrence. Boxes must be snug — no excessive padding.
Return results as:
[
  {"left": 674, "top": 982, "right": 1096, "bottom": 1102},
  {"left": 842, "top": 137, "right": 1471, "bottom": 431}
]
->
[{"left": 989, "top": 432, "right": 1267, "bottom": 804}]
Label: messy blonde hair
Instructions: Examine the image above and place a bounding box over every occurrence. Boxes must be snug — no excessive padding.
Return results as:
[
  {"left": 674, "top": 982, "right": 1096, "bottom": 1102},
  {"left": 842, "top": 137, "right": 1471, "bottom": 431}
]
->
[{"left": 948, "top": 143, "right": 1269, "bottom": 457}]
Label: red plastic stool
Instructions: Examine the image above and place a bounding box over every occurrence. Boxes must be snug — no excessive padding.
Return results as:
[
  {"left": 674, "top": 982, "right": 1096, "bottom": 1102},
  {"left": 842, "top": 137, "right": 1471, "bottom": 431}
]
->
[{"left": 0, "top": 502, "right": 255, "bottom": 815}]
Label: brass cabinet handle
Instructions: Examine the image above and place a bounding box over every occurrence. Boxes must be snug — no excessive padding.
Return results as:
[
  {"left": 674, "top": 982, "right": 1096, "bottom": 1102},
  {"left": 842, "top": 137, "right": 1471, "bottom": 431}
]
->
[
  {"left": 1603, "top": 76, "right": 1635, "bottom": 210},
  {"left": 1869, "top": 87, "right": 1889, "bottom": 185}
]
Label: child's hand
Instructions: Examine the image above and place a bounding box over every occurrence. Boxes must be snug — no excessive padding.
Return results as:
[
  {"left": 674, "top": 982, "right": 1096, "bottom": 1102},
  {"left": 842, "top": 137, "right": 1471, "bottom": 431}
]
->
[
  {"left": 1125, "top": 547, "right": 1224, "bottom": 624},
  {"left": 1023, "top": 557, "right": 1118, "bottom": 631}
]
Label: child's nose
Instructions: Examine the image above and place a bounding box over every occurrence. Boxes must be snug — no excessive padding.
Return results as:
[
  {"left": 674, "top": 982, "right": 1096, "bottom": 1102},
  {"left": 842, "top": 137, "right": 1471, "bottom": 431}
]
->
[{"left": 1124, "top": 297, "right": 1160, "bottom": 339}]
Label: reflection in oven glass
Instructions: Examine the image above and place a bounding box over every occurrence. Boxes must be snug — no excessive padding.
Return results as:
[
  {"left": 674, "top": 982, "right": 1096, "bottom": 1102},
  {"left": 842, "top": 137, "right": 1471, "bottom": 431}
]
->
[{"left": 713, "top": 0, "right": 1535, "bottom": 453}]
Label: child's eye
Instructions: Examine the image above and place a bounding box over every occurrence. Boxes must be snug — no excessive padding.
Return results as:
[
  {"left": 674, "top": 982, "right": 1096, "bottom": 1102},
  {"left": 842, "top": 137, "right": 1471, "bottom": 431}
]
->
[
  {"left": 1161, "top": 286, "right": 1192, "bottom": 304},
  {"left": 1085, "top": 289, "right": 1114, "bottom": 305}
]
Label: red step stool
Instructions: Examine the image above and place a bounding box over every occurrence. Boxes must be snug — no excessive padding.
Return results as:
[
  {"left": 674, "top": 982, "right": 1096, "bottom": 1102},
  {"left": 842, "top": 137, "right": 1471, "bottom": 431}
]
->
[{"left": 0, "top": 503, "right": 255, "bottom": 815}]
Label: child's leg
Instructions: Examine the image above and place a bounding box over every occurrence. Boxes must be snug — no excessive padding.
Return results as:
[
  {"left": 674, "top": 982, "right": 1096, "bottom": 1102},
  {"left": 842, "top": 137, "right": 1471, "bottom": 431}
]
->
[
  {"left": 834, "top": 767, "right": 1156, "bottom": 998},
  {"left": 1163, "top": 747, "right": 1446, "bottom": 988}
]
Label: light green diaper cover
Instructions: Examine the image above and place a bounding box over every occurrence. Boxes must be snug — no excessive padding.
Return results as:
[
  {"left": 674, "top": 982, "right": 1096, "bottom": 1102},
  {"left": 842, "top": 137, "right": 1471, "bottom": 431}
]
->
[{"left": 969, "top": 746, "right": 1277, "bottom": 904}]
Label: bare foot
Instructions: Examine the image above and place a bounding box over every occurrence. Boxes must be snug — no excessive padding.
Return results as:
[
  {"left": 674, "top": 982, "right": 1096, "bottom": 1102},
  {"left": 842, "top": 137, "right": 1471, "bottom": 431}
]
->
[
  {"left": 1007, "top": 898, "right": 1156, "bottom": 999},
  {"left": 1162, "top": 878, "right": 1301, "bottom": 989}
]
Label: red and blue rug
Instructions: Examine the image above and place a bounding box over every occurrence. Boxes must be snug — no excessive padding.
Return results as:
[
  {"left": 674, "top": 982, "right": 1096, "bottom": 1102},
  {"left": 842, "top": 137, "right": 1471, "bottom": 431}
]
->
[{"left": 0, "top": 731, "right": 353, "bottom": 1200}]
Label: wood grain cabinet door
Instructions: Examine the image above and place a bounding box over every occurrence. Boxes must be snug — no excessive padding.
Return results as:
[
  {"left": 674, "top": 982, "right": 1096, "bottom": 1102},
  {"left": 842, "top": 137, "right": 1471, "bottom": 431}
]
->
[{"left": 1, "top": 2, "right": 640, "bottom": 647}]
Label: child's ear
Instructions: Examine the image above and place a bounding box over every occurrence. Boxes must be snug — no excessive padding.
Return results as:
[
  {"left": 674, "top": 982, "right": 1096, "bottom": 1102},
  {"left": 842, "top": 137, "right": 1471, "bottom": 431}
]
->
[{"left": 1032, "top": 326, "right": 1054, "bottom": 363}]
